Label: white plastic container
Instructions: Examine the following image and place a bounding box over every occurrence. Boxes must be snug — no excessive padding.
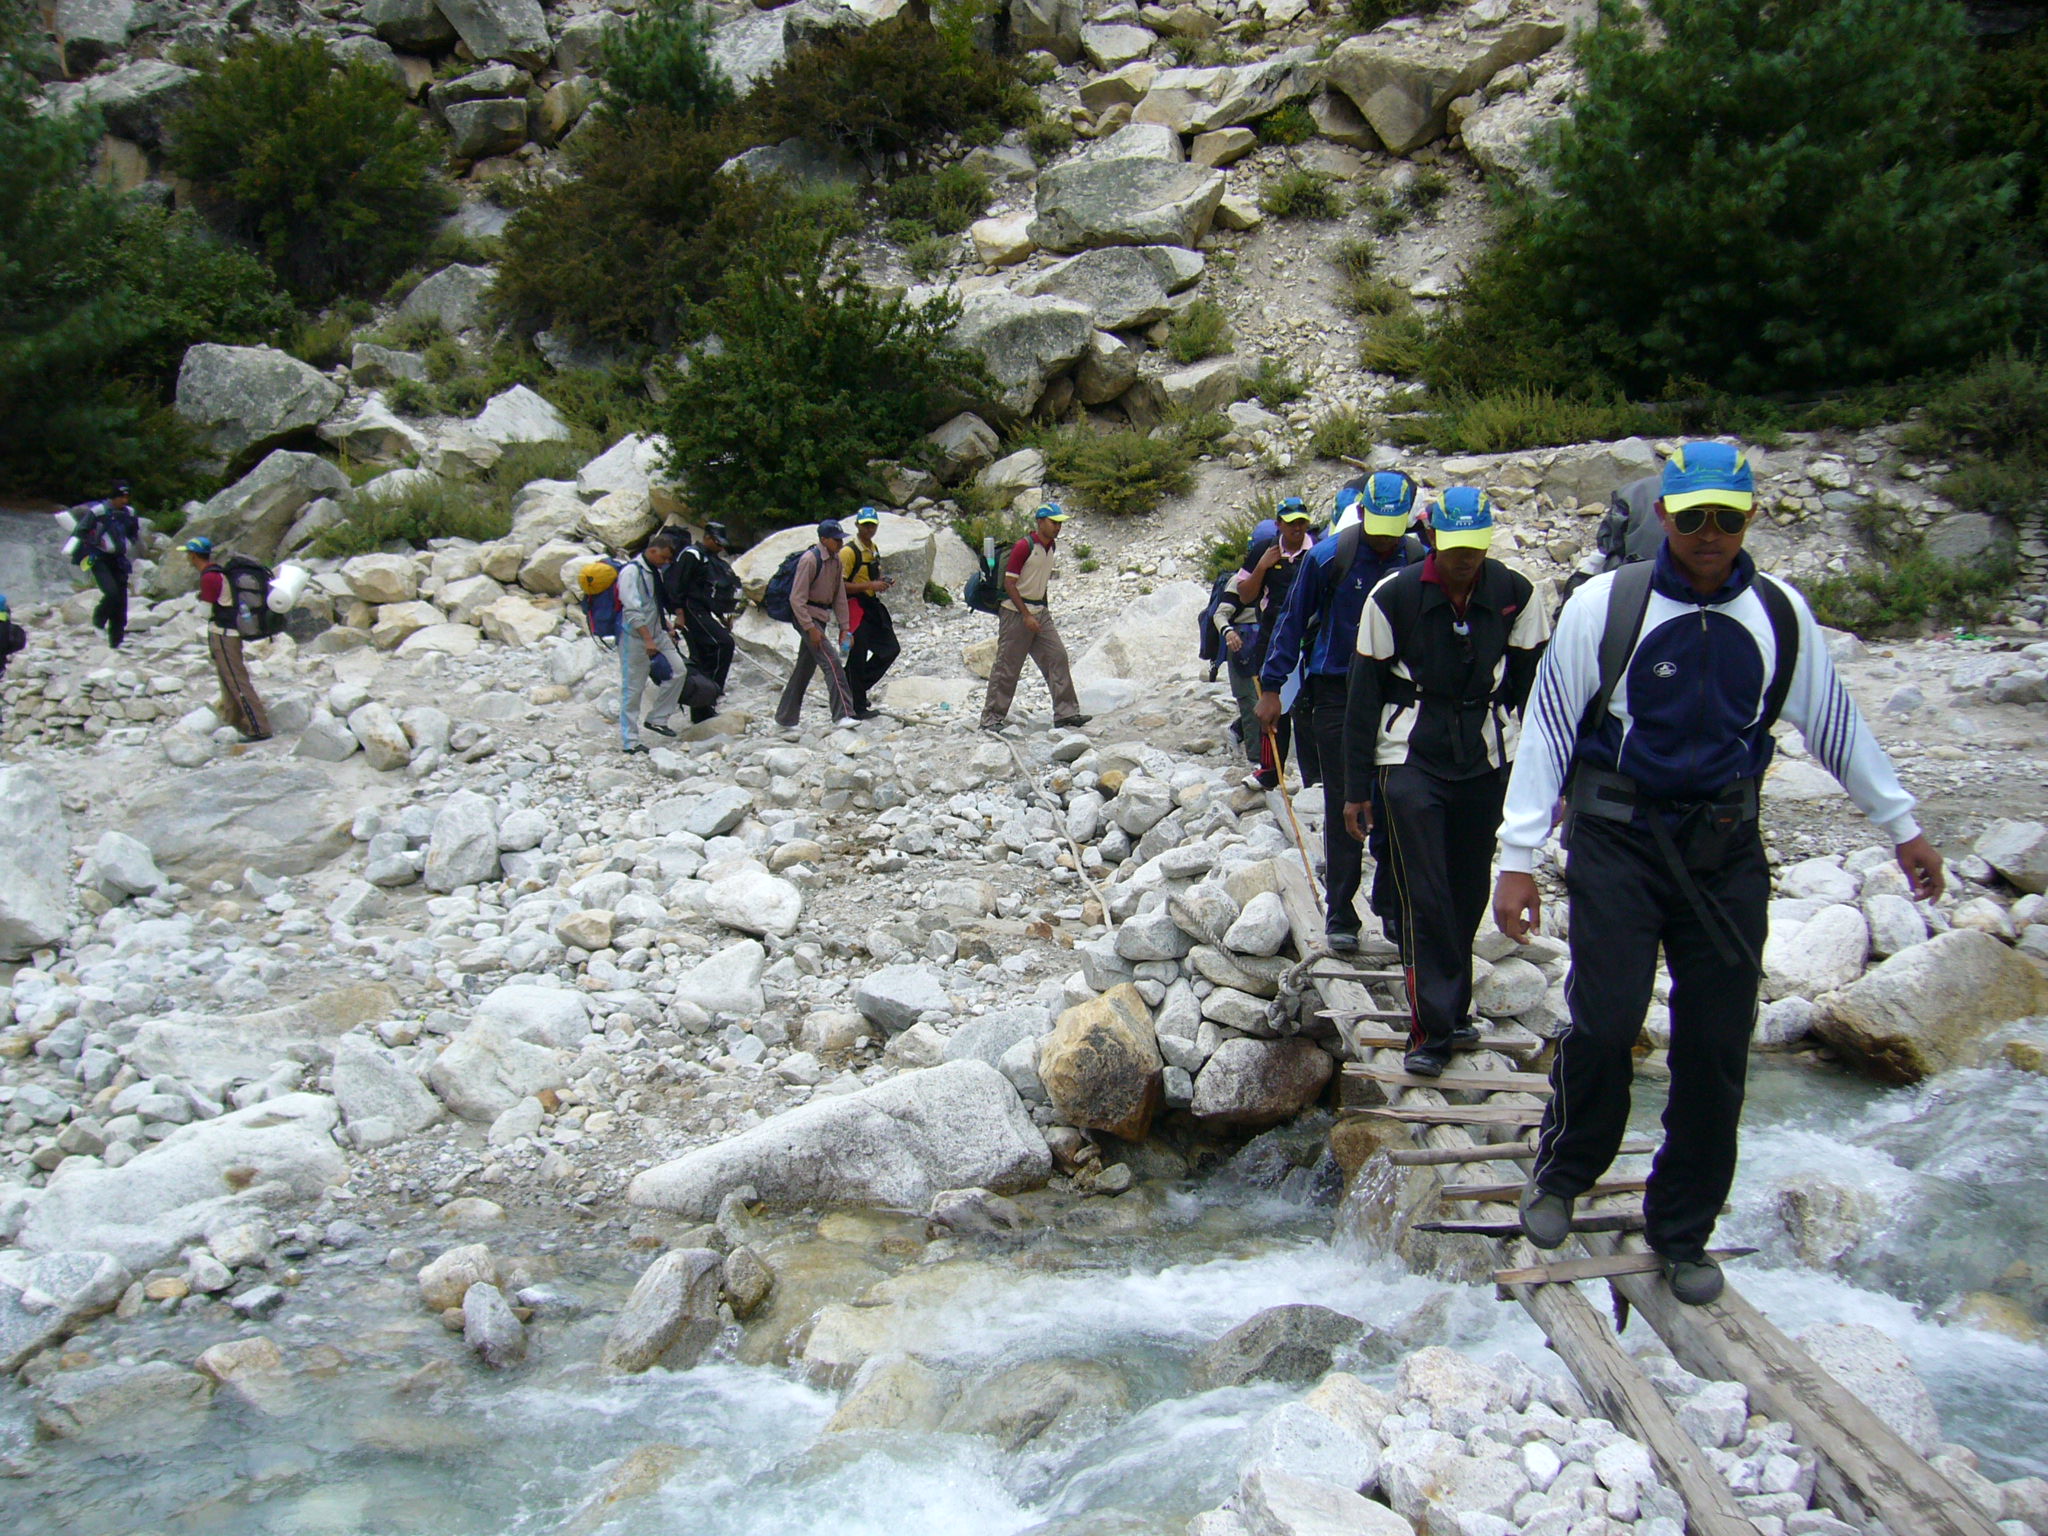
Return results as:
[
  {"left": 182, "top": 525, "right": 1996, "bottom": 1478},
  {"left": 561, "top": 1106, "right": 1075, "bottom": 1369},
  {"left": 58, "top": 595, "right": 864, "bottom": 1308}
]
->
[
  {"left": 267, "top": 563, "right": 311, "bottom": 613},
  {"left": 54, "top": 510, "right": 76, "bottom": 533}
]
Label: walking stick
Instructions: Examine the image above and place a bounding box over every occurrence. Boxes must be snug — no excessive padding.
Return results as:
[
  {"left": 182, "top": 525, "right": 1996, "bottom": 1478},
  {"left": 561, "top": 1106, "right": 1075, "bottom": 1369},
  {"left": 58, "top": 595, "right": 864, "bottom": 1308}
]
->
[{"left": 1255, "top": 679, "right": 1321, "bottom": 900}]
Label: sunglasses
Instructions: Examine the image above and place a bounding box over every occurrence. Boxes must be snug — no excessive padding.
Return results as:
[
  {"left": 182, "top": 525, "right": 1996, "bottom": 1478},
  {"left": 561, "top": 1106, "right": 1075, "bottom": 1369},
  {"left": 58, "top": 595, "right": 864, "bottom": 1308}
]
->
[{"left": 1670, "top": 505, "right": 1751, "bottom": 537}]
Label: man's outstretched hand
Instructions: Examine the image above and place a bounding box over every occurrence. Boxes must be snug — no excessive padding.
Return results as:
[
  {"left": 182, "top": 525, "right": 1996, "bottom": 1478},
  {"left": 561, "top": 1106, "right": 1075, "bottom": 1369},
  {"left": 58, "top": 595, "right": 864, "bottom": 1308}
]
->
[
  {"left": 1896, "top": 834, "right": 1946, "bottom": 902},
  {"left": 1494, "top": 871, "right": 1542, "bottom": 943}
]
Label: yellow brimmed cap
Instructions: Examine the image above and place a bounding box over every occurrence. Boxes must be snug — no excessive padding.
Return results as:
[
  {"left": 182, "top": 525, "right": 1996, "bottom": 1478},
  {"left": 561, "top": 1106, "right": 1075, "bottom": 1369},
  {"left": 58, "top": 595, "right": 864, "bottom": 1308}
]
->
[{"left": 1661, "top": 441, "right": 1755, "bottom": 514}]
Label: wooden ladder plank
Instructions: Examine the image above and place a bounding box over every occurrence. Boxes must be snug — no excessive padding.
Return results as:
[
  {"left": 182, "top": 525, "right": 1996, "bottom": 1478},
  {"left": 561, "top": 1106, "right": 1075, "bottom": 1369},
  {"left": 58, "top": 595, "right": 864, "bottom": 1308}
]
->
[
  {"left": 1347, "top": 1065, "right": 1554, "bottom": 1093},
  {"left": 1338, "top": 1027, "right": 1546, "bottom": 1057},
  {"left": 1386, "top": 1138, "right": 1658, "bottom": 1167},
  {"left": 1493, "top": 1247, "right": 1758, "bottom": 1287},
  {"left": 1417, "top": 1209, "right": 1646, "bottom": 1237},
  {"left": 1442, "top": 1176, "right": 1649, "bottom": 1204},
  {"left": 1581, "top": 1232, "right": 2006, "bottom": 1536},
  {"left": 1344, "top": 1103, "right": 1546, "bottom": 1127},
  {"left": 1320, "top": 1007, "right": 1416, "bottom": 1025}
]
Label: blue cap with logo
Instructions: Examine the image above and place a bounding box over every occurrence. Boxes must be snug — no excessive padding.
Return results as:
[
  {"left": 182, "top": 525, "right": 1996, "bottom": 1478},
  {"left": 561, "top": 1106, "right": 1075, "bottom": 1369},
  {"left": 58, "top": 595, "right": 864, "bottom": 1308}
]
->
[
  {"left": 1430, "top": 487, "right": 1496, "bottom": 551},
  {"left": 1034, "top": 502, "right": 1069, "bottom": 523},
  {"left": 1359, "top": 471, "right": 1418, "bottom": 537},
  {"left": 1661, "top": 441, "right": 1754, "bottom": 514},
  {"left": 854, "top": 506, "right": 880, "bottom": 525},
  {"left": 817, "top": 520, "right": 845, "bottom": 541},
  {"left": 182, "top": 536, "right": 214, "bottom": 555},
  {"left": 1276, "top": 496, "right": 1310, "bottom": 524}
]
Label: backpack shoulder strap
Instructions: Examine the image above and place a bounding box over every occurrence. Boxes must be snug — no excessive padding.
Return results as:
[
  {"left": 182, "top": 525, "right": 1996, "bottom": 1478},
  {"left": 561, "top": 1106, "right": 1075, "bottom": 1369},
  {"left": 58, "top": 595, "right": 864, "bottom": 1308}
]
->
[
  {"left": 1753, "top": 572, "right": 1800, "bottom": 733},
  {"left": 1577, "top": 560, "right": 1655, "bottom": 748},
  {"left": 1333, "top": 523, "right": 1362, "bottom": 587}
]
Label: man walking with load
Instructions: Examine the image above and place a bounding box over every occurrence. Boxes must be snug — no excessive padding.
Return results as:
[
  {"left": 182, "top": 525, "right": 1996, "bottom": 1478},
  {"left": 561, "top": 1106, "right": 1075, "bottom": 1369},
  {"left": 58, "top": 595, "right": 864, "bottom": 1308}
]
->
[
  {"left": 1259, "top": 472, "right": 1422, "bottom": 951},
  {"left": 71, "top": 483, "right": 141, "bottom": 651},
  {"left": 978, "top": 502, "right": 1090, "bottom": 734},
  {"left": 840, "top": 507, "right": 898, "bottom": 720},
  {"left": 665, "top": 519, "right": 740, "bottom": 723},
  {"left": 1343, "top": 488, "right": 1550, "bottom": 1076},
  {"left": 775, "top": 520, "right": 860, "bottom": 730},
  {"left": 1495, "top": 442, "right": 1944, "bottom": 1305},
  {"left": 1231, "top": 496, "right": 1316, "bottom": 791},
  {"left": 182, "top": 537, "right": 271, "bottom": 741},
  {"left": 617, "top": 531, "right": 688, "bottom": 753}
]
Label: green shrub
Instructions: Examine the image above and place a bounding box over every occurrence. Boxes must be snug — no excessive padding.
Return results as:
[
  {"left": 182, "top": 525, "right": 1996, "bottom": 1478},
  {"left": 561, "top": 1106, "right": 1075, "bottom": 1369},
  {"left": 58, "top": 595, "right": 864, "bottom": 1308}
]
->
[
  {"left": 386, "top": 377, "right": 434, "bottom": 416},
  {"left": 1201, "top": 501, "right": 1268, "bottom": 581},
  {"left": 1807, "top": 546, "right": 2017, "bottom": 635},
  {"left": 1247, "top": 357, "right": 1306, "bottom": 409},
  {"left": 905, "top": 234, "right": 951, "bottom": 279},
  {"left": 1403, "top": 167, "right": 1450, "bottom": 215},
  {"left": 1260, "top": 167, "right": 1344, "bottom": 220},
  {"left": 656, "top": 229, "right": 987, "bottom": 543},
  {"left": 1403, "top": 388, "right": 1661, "bottom": 454},
  {"left": 1359, "top": 310, "right": 1430, "bottom": 376},
  {"left": 540, "top": 366, "right": 661, "bottom": 442},
  {"left": 1025, "top": 116, "right": 1076, "bottom": 162},
  {"left": 923, "top": 579, "right": 953, "bottom": 605},
  {"left": 745, "top": 17, "right": 1021, "bottom": 171},
  {"left": 950, "top": 501, "right": 1030, "bottom": 558},
  {"left": 1422, "top": 0, "right": 2016, "bottom": 399},
  {"left": 880, "top": 164, "right": 991, "bottom": 236},
  {"left": 1341, "top": 275, "right": 1407, "bottom": 317},
  {"left": 423, "top": 336, "right": 466, "bottom": 383},
  {"left": 1330, "top": 238, "right": 1375, "bottom": 279},
  {"left": 312, "top": 475, "right": 512, "bottom": 557},
  {"left": 1920, "top": 352, "right": 2048, "bottom": 462},
  {"left": 1308, "top": 407, "right": 1371, "bottom": 461},
  {"left": 1167, "top": 298, "right": 1231, "bottom": 363},
  {"left": 166, "top": 35, "right": 449, "bottom": 302},
  {"left": 1257, "top": 100, "right": 1316, "bottom": 146},
  {"left": 493, "top": 108, "right": 785, "bottom": 349},
  {"left": 1040, "top": 424, "right": 1197, "bottom": 517},
  {"left": 598, "top": 0, "right": 734, "bottom": 124},
  {"left": 287, "top": 313, "right": 355, "bottom": 370}
]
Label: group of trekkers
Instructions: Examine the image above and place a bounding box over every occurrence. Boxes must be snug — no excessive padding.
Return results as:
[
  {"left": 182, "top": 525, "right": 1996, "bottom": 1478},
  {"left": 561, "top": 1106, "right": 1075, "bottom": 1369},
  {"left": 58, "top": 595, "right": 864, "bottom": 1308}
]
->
[
  {"left": 43, "top": 447, "right": 1950, "bottom": 1307},
  {"left": 1211, "top": 441, "right": 1945, "bottom": 1306}
]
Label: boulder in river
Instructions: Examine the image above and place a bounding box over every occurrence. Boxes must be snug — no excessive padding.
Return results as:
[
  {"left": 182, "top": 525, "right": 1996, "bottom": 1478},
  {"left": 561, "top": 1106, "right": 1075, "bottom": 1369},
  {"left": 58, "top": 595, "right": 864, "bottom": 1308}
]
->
[
  {"left": 602, "top": 1249, "right": 726, "bottom": 1374},
  {"left": 1813, "top": 929, "right": 2048, "bottom": 1082},
  {"left": 625, "top": 1059, "right": 1050, "bottom": 1218},
  {"left": 1036, "top": 982, "right": 1163, "bottom": 1140},
  {"left": 1193, "top": 1302, "right": 1366, "bottom": 1389}
]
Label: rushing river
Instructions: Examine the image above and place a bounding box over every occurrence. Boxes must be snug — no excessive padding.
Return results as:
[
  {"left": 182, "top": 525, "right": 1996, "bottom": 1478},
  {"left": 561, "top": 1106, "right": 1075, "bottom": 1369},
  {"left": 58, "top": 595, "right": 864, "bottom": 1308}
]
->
[{"left": 6, "top": 1058, "right": 2045, "bottom": 1536}]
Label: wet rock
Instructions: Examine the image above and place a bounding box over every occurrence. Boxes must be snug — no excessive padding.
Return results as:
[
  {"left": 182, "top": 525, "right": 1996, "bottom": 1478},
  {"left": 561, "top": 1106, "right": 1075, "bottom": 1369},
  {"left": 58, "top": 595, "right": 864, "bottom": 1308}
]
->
[
  {"left": 1037, "top": 982, "right": 1163, "bottom": 1140},
  {"left": 939, "top": 1356, "right": 1129, "bottom": 1449},
  {"left": 1814, "top": 929, "right": 2048, "bottom": 1082},
  {"left": 464, "top": 1282, "right": 527, "bottom": 1368},
  {"left": 1796, "top": 1322, "right": 1942, "bottom": 1456},
  {"left": 0, "top": 766, "right": 75, "bottom": 958},
  {"left": 721, "top": 1246, "right": 774, "bottom": 1319},
  {"left": 825, "top": 1351, "right": 952, "bottom": 1434},
  {"left": 418, "top": 1244, "right": 500, "bottom": 1311},
  {"left": 602, "top": 1248, "right": 724, "bottom": 1373},
  {"left": 854, "top": 963, "right": 952, "bottom": 1035},
  {"left": 37, "top": 1360, "right": 214, "bottom": 1446},
  {"left": 1192, "top": 1038, "right": 1333, "bottom": 1125},
  {"left": 627, "top": 1059, "right": 1050, "bottom": 1218},
  {"left": 927, "top": 1186, "right": 1027, "bottom": 1235},
  {"left": 1194, "top": 1303, "right": 1365, "bottom": 1389},
  {"left": 428, "top": 1024, "right": 568, "bottom": 1122},
  {"left": 0, "top": 1250, "right": 129, "bottom": 1372},
  {"left": 1232, "top": 1464, "right": 1412, "bottom": 1536}
]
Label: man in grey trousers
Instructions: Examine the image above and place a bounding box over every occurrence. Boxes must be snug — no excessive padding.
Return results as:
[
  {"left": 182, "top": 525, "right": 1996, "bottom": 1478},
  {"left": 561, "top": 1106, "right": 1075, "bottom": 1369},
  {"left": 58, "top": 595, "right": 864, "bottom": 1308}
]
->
[{"left": 618, "top": 531, "right": 687, "bottom": 753}]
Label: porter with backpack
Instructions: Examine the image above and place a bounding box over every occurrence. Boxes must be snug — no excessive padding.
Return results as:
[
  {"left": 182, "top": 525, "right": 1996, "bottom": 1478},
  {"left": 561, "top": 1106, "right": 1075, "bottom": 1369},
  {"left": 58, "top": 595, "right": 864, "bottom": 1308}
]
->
[{"left": 183, "top": 537, "right": 272, "bottom": 741}]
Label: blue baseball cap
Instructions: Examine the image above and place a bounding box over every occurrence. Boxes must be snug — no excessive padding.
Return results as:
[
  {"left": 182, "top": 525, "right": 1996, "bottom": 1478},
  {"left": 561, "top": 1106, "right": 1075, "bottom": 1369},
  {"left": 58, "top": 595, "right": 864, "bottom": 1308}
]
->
[
  {"left": 854, "top": 506, "right": 880, "bottom": 525},
  {"left": 1034, "top": 502, "right": 1068, "bottom": 523},
  {"left": 1276, "top": 496, "right": 1310, "bottom": 524},
  {"left": 1431, "top": 487, "right": 1496, "bottom": 551},
  {"left": 182, "top": 536, "right": 214, "bottom": 555},
  {"left": 1359, "top": 471, "right": 1417, "bottom": 537},
  {"left": 817, "top": 520, "right": 845, "bottom": 540},
  {"left": 0, "top": 593, "right": 9, "bottom": 613},
  {"left": 1661, "top": 441, "right": 1754, "bottom": 514}
]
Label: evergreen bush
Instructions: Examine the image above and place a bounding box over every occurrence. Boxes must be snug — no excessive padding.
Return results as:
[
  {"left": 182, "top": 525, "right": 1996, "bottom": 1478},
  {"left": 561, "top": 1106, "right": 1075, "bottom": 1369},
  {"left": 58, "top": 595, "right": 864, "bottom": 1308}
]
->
[
  {"left": 1167, "top": 299, "right": 1231, "bottom": 364},
  {"left": 656, "top": 229, "right": 986, "bottom": 542},
  {"left": 598, "top": 0, "right": 734, "bottom": 124},
  {"left": 166, "top": 35, "right": 449, "bottom": 302}
]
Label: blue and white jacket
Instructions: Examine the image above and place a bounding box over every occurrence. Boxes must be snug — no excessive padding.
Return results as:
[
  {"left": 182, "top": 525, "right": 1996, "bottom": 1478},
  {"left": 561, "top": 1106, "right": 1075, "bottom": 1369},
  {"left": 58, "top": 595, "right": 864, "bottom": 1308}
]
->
[
  {"left": 1258, "top": 530, "right": 1413, "bottom": 690},
  {"left": 1498, "top": 546, "right": 1919, "bottom": 874}
]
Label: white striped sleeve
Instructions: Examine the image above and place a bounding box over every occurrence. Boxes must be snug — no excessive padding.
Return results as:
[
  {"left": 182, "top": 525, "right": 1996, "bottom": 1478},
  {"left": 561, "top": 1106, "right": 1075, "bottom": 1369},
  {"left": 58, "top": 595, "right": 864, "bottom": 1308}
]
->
[{"left": 1497, "top": 576, "right": 1604, "bottom": 873}]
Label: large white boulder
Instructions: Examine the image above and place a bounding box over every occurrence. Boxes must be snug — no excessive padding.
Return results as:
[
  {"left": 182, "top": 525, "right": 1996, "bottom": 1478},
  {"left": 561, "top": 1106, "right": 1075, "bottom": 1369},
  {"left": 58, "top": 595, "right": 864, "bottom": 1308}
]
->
[
  {"left": 1762, "top": 904, "right": 1869, "bottom": 1001},
  {"left": 626, "top": 1059, "right": 1050, "bottom": 1217},
  {"left": 331, "top": 1038, "right": 443, "bottom": 1147},
  {"left": 673, "top": 940, "right": 767, "bottom": 1017},
  {"left": 471, "top": 983, "right": 593, "bottom": 1048},
  {"left": 435, "top": 0, "right": 551, "bottom": 68},
  {"left": 0, "top": 768, "right": 75, "bottom": 958},
  {"left": 423, "top": 790, "right": 501, "bottom": 892},
  {"left": 471, "top": 385, "right": 572, "bottom": 447},
  {"left": 121, "top": 763, "right": 356, "bottom": 884},
  {"left": 428, "top": 1024, "right": 569, "bottom": 1122},
  {"left": 174, "top": 344, "right": 343, "bottom": 467}
]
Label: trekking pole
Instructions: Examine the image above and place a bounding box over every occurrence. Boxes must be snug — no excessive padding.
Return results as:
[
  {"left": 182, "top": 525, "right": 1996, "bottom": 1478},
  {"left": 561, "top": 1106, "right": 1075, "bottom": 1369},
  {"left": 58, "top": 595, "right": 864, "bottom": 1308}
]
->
[{"left": 1255, "top": 680, "right": 1321, "bottom": 900}]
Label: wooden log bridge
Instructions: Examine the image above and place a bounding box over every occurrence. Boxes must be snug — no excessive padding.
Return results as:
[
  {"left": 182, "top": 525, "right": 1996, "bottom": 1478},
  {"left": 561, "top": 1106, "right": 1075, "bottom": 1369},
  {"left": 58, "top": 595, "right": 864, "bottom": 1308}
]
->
[{"left": 1270, "top": 854, "right": 1999, "bottom": 1536}]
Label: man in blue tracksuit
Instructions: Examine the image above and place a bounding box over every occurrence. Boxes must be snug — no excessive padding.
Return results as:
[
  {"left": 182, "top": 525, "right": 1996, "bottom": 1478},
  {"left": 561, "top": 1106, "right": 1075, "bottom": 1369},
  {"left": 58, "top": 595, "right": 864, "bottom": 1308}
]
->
[
  {"left": 1496, "top": 441, "right": 1945, "bottom": 1305},
  {"left": 1257, "top": 471, "right": 1420, "bottom": 951}
]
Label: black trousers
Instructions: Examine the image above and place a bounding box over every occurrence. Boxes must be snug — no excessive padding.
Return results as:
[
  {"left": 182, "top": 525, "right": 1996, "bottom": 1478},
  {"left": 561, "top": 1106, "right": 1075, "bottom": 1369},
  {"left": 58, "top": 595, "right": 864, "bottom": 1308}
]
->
[
  {"left": 680, "top": 612, "right": 735, "bottom": 723},
  {"left": 1304, "top": 675, "right": 1370, "bottom": 933},
  {"left": 846, "top": 596, "right": 899, "bottom": 711},
  {"left": 1379, "top": 762, "right": 1508, "bottom": 1052},
  {"left": 91, "top": 556, "right": 130, "bottom": 649},
  {"left": 1532, "top": 811, "right": 1769, "bottom": 1262}
]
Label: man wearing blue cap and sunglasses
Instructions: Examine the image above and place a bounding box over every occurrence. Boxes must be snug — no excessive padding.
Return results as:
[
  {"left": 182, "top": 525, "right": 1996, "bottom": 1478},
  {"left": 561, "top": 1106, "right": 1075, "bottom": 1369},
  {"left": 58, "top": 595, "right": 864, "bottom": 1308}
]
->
[
  {"left": 1344, "top": 486, "right": 1550, "bottom": 1083},
  {"left": 1496, "top": 441, "right": 1945, "bottom": 1306}
]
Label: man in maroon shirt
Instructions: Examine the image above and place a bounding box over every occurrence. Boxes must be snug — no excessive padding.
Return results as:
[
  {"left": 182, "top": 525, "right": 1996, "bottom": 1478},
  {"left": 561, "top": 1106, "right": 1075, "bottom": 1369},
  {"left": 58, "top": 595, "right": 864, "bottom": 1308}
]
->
[
  {"left": 978, "top": 503, "right": 1091, "bottom": 734},
  {"left": 184, "top": 538, "right": 271, "bottom": 741}
]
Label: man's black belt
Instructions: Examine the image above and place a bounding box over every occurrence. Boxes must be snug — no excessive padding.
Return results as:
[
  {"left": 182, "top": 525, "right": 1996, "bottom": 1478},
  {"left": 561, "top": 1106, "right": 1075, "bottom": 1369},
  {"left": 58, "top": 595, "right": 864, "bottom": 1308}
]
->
[{"left": 1567, "top": 765, "right": 1758, "bottom": 824}]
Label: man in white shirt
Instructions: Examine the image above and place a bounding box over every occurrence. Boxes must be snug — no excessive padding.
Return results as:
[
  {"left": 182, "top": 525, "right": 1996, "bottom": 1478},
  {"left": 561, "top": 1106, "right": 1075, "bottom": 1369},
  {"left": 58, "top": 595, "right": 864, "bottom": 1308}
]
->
[{"left": 618, "top": 531, "right": 687, "bottom": 754}]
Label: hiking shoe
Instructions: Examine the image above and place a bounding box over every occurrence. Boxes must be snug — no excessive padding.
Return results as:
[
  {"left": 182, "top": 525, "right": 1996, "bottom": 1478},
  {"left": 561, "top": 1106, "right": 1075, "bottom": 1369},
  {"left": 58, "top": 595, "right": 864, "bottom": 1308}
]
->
[
  {"left": 853, "top": 707, "right": 881, "bottom": 720},
  {"left": 833, "top": 715, "right": 861, "bottom": 728},
  {"left": 1518, "top": 1179, "right": 1574, "bottom": 1249},
  {"left": 1327, "top": 929, "right": 1360, "bottom": 954},
  {"left": 644, "top": 721, "right": 677, "bottom": 738},
  {"left": 1403, "top": 1048, "right": 1451, "bottom": 1078},
  {"left": 1663, "top": 1255, "right": 1724, "bottom": 1306},
  {"left": 621, "top": 742, "right": 648, "bottom": 755},
  {"left": 1241, "top": 770, "right": 1279, "bottom": 791},
  {"left": 1053, "top": 714, "right": 1092, "bottom": 729},
  {"left": 1449, "top": 1020, "right": 1482, "bottom": 1049}
]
